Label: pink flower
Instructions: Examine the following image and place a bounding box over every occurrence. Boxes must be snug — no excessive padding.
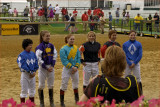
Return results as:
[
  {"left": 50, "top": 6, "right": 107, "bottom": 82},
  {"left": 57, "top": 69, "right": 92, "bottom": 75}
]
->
[
  {"left": 86, "top": 99, "right": 94, "bottom": 107},
  {"left": 77, "top": 101, "right": 86, "bottom": 107},
  {"left": 2, "top": 98, "right": 16, "bottom": 107},
  {"left": 101, "top": 100, "right": 110, "bottom": 107},
  {"left": 89, "top": 95, "right": 104, "bottom": 104},
  {"left": 130, "top": 95, "right": 144, "bottom": 107},
  {"left": 110, "top": 99, "right": 116, "bottom": 107},
  {"left": 16, "top": 100, "right": 35, "bottom": 107},
  {"left": 149, "top": 98, "right": 160, "bottom": 107}
]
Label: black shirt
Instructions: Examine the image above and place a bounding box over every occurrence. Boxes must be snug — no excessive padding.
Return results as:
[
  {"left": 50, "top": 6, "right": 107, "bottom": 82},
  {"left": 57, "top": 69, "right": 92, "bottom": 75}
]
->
[
  {"left": 84, "top": 75, "right": 141, "bottom": 103},
  {"left": 65, "top": 15, "right": 70, "bottom": 21},
  {"left": 154, "top": 15, "right": 159, "bottom": 24},
  {"left": 70, "top": 17, "right": 75, "bottom": 26},
  {"left": 82, "top": 41, "right": 101, "bottom": 63}
]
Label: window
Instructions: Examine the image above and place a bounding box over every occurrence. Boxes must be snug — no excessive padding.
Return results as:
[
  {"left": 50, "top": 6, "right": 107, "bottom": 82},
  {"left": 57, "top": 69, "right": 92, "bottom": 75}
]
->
[{"left": 144, "top": 0, "right": 160, "bottom": 6}]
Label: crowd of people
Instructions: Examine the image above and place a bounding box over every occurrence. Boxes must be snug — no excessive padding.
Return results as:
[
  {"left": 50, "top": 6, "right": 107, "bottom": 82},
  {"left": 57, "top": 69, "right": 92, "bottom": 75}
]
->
[
  {"left": 6, "top": 5, "right": 160, "bottom": 33},
  {"left": 17, "top": 30, "right": 143, "bottom": 107}
]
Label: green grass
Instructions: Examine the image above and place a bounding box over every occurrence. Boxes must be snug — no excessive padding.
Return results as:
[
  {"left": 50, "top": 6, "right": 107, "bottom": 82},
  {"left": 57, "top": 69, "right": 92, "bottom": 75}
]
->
[
  {"left": 40, "top": 23, "right": 101, "bottom": 34},
  {"left": 1, "top": 18, "right": 158, "bottom": 35}
]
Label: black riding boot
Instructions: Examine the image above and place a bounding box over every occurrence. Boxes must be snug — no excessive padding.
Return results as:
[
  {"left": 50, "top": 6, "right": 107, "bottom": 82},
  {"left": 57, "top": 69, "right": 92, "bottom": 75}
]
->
[
  {"left": 60, "top": 90, "right": 65, "bottom": 107},
  {"left": 38, "top": 89, "right": 45, "bottom": 107},
  {"left": 49, "top": 89, "right": 55, "bottom": 107},
  {"left": 74, "top": 88, "right": 79, "bottom": 104},
  {"left": 20, "top": 98, "right": 25, "bottom": 103}
]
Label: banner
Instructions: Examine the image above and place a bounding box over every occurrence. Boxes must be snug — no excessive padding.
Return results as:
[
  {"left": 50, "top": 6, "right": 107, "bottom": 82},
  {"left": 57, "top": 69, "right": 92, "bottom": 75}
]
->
[
  {"left": 1, "top": 24, "right": 19, "bottom": 35},
  {"left": 20, "top": 24, "right": 39, "bottom": 35}
]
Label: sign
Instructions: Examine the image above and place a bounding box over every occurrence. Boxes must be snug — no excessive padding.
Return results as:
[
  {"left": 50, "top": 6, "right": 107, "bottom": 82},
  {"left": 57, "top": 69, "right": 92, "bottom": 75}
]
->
[
  {"left": 20, "top": 24, "right": 39, "bottom": 35},
  {"left": 1, "top": 24, "right": 19, "bottom": 35}
]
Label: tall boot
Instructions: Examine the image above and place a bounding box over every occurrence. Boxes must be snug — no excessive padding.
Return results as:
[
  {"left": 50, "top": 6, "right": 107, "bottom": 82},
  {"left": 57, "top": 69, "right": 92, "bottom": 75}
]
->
[
  {"left": 38, "top": 89, "right": 45, "bottom": 107},
  {"left": 29, "top": 97, "right": 34, "bottom": 103},
  {"left": 83, "top": 86, "right": 86, "bottom": 92},
  {"left": 60, "top": 90, "right": 65, "bottom": 107},
  {"left": 20, "top": 98, "right": 25, "bottom": 103},
  {"left": 74, "top": 88, "right": 79, "bottom": 104},
  {"left": 49, "top": 89, "right": 55, "bottom": 107}
]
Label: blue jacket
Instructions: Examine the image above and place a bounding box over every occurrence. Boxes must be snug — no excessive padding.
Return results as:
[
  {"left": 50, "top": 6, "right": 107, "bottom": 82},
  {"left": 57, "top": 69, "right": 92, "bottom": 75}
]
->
[
  {"left": 60, "top": 44, "right": 81, "bottom": 69},
  {"left": 123, "top": 40, "right": 142, "bottom": 66},
  {"left": 17, "top": 50, "right": 39, "bottom": 73}
]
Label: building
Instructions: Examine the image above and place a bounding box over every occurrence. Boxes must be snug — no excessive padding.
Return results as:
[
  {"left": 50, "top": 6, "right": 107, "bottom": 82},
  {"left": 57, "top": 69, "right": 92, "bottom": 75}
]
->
[{"left": 34, "top": 0, "right": 160, "bottom": 10}]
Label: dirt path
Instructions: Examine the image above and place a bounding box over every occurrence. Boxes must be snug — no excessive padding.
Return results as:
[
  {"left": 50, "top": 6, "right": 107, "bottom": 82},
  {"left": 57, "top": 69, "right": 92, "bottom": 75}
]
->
[{"left": 0, "top": 34, "right": 159, "bottom": 106}]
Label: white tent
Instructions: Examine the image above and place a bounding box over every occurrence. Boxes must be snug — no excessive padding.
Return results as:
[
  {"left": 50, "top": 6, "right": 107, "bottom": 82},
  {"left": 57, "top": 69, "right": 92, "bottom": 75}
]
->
[{"left": 1, "top": 0, "right": 29, "bottom": 12}]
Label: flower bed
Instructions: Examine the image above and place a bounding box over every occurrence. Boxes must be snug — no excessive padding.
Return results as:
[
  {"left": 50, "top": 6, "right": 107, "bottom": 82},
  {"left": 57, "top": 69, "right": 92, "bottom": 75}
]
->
[{"left": 77, "top": 95, "right": 160, "bottom": 107}]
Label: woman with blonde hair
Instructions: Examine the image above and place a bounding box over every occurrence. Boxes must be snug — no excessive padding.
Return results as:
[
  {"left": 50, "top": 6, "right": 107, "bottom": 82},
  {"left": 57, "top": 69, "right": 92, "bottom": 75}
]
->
[
  {"left": 60, "top": 34, "right": 81, "bottom": 107},
  {"left": 35, "top": 30, "right": 57, "bottom": 107},
  {"left": 79, "top": 46, "right": 142, "bottom": 103},
  {"left": 79, "top": 31, "right": 101, "bottom": 92}
]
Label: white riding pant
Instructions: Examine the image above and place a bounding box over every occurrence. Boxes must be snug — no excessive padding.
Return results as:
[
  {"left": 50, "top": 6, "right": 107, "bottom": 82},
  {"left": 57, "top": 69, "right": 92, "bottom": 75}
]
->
[
  {"left": 38, "top": 65, "right": 55, "bottom": 89},
  {"left": 124, "top": 62, "right": 141, "bottom": 82},
  {"left": 83, "top": 62, "right": 99, "bottom": 86},
  {"left": 20, "top": 72, "right": 35, "bottom": 98},
  {"left": 60, "top": 67, "right": 79, "bottom": 91}
]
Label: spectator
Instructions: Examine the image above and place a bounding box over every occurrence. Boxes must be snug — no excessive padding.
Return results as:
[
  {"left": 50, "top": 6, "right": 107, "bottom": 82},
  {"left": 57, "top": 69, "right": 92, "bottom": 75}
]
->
[
  {"left": 146, "top": 14, "right": 152, "bottom": 32},
  {"left": 13, "top": 8, "right": 18, "bottom": 17},
  {"left": 44, "top": 6, "right": 48, "bottom": 22},
  {"left": 33, "top": 7, "right": 37, "bottom": 22},
  {"left": 73, "top": 8, "right": 78, "bottom": 21},
  {"left": 8, "top": 8, "right": 13, "bottom": 17},
  {"left": 122, "top": 9, "right": 126, "bottom": 26},
  {"left": 64, "top": 12, "right": 70, "bottom": 30},
  {"left": 99, "top": 13, "right": 106, "bottom": 34},
  {"left": 153, "top": 12, "right": 159, "bottom": 32},
  {"left": 93, "top": 7, "right": 97, "bottom": 16},
  {"left": 79, "top": 46, "right": 142, "bottom": 103},
  {"left": 81, "top": 11, "right": 88, "bottom": 31},
  {"left": 70, "top": 14, "right": 76, "bottom": 34},
  {"left": 134, "top": 13, "right": 143, "bottom": 32},
  {"left": 24, "top": 6, "right": 29, "bottom": 17},
  {"left": 49, "top": 8, "right": 54, "bottom": 22},
  {"left": 39, "top": 8, "right": 44, "bottom": 22},
  {"left": 61, "top": 7, "right": 67, "bottom": 21},
  {"left": 89, "top": 15, "right": 95, "bottom": 31},
  {"left": 109, "top": 12, "right": 113, "bottom": 30},
  {"left": 125, "top": 12, "right": 130, "bottom": 26},
  {"left": 29, "top": 7, "right": 34, "bottom": 22},
  {"left": 49, "top": 4, "right": 54, "bottom": 10},
  {"left": 115, "top": 8, "right": 120, "bottom": 25},
  {"left": 87, "top": 8, "right": 92, "bottom": 18},
  {"left": 64, "top": 13, "right": 72, "bottom": 31},
  {"left": 93, "top": 13, "right": 99, "bottom": 30},
  {"left": 55, "top": 4, "right": 60, "bottom": 21}
]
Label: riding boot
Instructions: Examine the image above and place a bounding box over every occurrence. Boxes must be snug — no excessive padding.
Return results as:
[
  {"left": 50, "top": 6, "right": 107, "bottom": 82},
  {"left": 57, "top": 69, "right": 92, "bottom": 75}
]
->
[
  {"left": 74, "top": 88, "right": 79, "bottom": 104},
  {"left": 38, "top": 89, "right": 45, "bottom": 107},
  {"left": 20, "top": 98, "right": 25, "bottom": 103},
  {"left": 49, "top": 89, "right": 55, "bottom": 107},
  {"left": 60, "top": 90, "right": 65, "bottom": 107},
  {"left": 29, "top": 97, "right": 34, "bottom": 103}
]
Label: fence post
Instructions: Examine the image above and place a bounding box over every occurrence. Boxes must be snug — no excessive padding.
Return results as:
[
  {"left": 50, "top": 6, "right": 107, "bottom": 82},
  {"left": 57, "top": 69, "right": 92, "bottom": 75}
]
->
[
  {"left": 130, "top": 20, "right": 131, "bottom": 30},
  {"left": 114, "top": 19, "right": 115, "bottom": 30}
]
